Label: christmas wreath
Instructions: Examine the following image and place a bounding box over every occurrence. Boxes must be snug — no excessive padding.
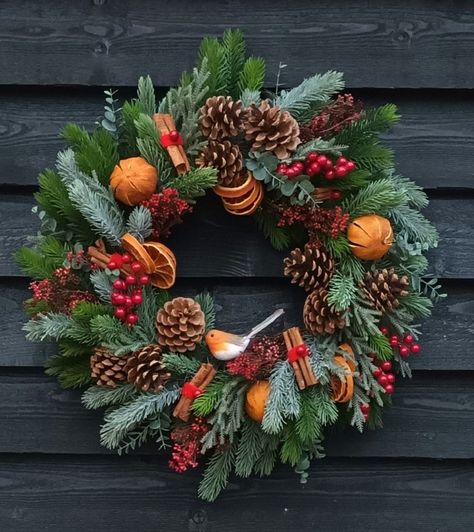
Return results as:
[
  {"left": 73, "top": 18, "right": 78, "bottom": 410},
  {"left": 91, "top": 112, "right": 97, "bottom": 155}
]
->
[{"left": 17, "top": 30, "right": 444, "bottom": 501}]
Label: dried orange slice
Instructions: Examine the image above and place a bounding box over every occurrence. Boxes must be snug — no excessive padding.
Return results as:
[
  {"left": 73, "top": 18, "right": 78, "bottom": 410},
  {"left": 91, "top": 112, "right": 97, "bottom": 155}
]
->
[
  {"left": 214, "top": 172, "right": 255, "bottom": 199},
  {"left": 142, "top": 241, "right": 177, "bottom": 289},
  {"left": 331, "top": 356, "right": 354, "bottom": 403},
  {"left": 337, "top": 343, "right": 356, "bottom": 372},
  {"left": 121, "top": 233, "right": 155, "bottom": 273},
  {"left": 223, "top": 180, "right": 264, "bottom": 216}
]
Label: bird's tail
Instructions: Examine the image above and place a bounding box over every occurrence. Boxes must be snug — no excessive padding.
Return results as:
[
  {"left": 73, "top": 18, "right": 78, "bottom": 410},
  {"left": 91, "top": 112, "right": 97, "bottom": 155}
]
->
[{"left": 247, "top": 309, "right": 285, "bottom": 339}]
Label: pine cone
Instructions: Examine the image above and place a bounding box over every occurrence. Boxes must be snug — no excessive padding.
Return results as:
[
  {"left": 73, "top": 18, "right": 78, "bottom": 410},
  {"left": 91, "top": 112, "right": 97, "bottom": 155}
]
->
[
  {"left": 90, "top": 346, "right": 128, "bottom": 387},
  {"left": 303, "top": 288, "right": 345, "bottom": 336},
  {"left": 199, "top": 96, "right": 244, "bottom": 140},
  {"left": 196, "top": 140, "right": 244, "bottom": 187},
  {"left": 124, "top": 344, "right": 171, "bottom": 393},
  {"left": 156, "top": 297, "right": 206, "bottom": 353},
  {"left": 360, "top": 268, "right": 409, "bottom": 313},
  {"left": 243, "top": 100, "right": 300, "bottom": 159},
  {"left": 284, "top": 242, "right": 335, "bottom": 291}
]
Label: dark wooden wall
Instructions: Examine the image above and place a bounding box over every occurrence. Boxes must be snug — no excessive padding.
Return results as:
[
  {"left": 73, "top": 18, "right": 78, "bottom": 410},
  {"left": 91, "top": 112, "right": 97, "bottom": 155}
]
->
[{"left": 0, "top": 1, "right": 473, "bottom": 530}]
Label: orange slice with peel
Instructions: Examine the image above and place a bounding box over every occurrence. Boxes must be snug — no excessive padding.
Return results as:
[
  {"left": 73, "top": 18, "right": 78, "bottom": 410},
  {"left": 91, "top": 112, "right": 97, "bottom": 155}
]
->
[
  {"left": 142, "top": 241, "right": 177, "bottom": 289},
  {"left": 222, "top": 180, "right": 264, "bottom": 216},
  {"left": 121, "top": 233, "right": 155, "bottom": 274},
  {"left": 214, "top": 172, "right": 255, "bottom": 199},
  {"left": 331, "top": 356, "right": 354, "bottom": 403}
]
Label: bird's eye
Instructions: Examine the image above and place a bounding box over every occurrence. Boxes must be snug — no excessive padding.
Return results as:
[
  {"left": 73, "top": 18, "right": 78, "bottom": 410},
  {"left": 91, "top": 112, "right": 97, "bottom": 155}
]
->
[{"left": 210, "top": 333, "right": 214, "bottom": 337}]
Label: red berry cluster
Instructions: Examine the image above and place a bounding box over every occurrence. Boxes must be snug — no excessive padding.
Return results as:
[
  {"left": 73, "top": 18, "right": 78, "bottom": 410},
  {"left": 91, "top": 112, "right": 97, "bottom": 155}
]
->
[
  {"left": 380, "top": 326, "right": 421, "bottom": 358},
  {"left": 168, "top": 418, "right": 209, "bottom": 474},
  {"left": 226, "top": 336, "right": 283, "bottom": 380},
  {"left": 276, "top": 152, "right": 356, "bottom": 181},
  {"left": 108, "top": 253, "right": 150, "bottom": 326},
  {"left": 372, "top": 359, "right": 396, "bottom": 395},
  {"left": 360, "top": 403, "right": 371, "bottom": 422}
]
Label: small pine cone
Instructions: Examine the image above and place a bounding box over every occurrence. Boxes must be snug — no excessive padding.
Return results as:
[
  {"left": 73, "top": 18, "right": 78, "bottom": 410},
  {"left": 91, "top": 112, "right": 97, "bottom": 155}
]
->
[
  {"left": 243, "top": 100, "right": 300, "bottom": 159},
  {"left": 199, "top": 96, "right": 244, "bottom": 140},
  {"left": 124, "top": 344, "right": 171, "bottom": 393},
  {"left": 284, "top": 242, "right": 335, "bottom": 291},
  {"left": 303, "top": 288, "right": 346, "bottom": 336},
  {"left": 360, "top": 268, "right": 410, "bottom": 313},
  {"left": 90, "top": 346, "right": 128, "bottom": 387},
  {"left": 196, "top": 140, "right": 244, "bottom": 187},
  {"left": 156, "top": 297, "right": 206, "bottom": 353}
]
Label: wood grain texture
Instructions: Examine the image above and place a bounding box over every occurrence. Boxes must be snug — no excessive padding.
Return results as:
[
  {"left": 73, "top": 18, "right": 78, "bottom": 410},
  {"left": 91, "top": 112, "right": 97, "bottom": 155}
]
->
[
  {"left": 3, "top": 279, "right": 471, "bottom": 370},
  {"left": 1, "top": 1, "right": 474, "bottom": 88},
  {"left": 0, "top": 455, "right": 472, "bottom": 532},
  {"left": 1, "top": 194, "right": 471, "bottom": 278},
  {"left": 1, "top": 89, "right": 473, "bottom": 188}
]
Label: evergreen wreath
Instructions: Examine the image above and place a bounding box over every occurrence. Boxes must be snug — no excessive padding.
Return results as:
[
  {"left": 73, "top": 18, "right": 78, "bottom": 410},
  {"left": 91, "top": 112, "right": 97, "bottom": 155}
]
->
[{"left": 17, "top": 30, "right": 444, "bottom": 501}]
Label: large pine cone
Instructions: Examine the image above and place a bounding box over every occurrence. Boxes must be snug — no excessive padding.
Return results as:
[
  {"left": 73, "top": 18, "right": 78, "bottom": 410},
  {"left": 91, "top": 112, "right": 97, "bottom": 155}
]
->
[
  {"left": 303, "top": 288, "right": 346, "bottom": 336},
  {"left": 90, "top": 346, "right": 128, "bottom": 387},
  {"left": 243, "top": 100, "right": 300, "bottom": 159},
  {"left": 124, "top": 344, "right": 171, "bottom": 393},
  {"left": 199, "top": 96, "right": 244, "bottom": 140},
  {"left": 360, "top": 268, "right": 409, "bottom": 313},
  {"left": 156, "top": 297, "right": 206, "bottom": 353},
  {"left": 196, "top": 140, "right": 244, "bottom": 187},
  {"left": 284, "top": 242, "right": 335, "bottom": 291}
]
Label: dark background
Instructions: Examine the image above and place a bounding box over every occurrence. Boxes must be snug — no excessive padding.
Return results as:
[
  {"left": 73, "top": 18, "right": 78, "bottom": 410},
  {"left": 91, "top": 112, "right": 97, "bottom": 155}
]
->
[{"left": 1, "top": 1, "right": 473, "bottom": 530}]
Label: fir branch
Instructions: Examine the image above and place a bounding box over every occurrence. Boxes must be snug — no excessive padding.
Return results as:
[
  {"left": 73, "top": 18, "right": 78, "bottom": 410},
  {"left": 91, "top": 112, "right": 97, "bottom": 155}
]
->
[
  {"left": 253, "top": 433, "right": 280, "bottom": 476},
  {"left": 195, "top": 292, "right": 216, "bottom": 332},
  {"left": 238, "top": 56, "right": 265, "bottom": 95},
  {"left": 328, "top": 271, "right": 357, "bottom": 311},
  {"left": 162, "top": 353, "right": 202, "bottom": 378},
  {"left": 390, "top": 175, "right": 429, "bottom": 209},
  {"left": 389, "top": 205, "right": 439, "bottom": 249},
  {"left": 82, "top": 383, "right": 139, "bottom": 410},
  {"left": 126, "top": 206, "right": 153, "bottom": 242},
  {"left": 137, "top": 75, "right": 156, "bottom": 117},
  {"left": 342, "top": 178, "right": 406, "bottom": 218},
  {"left": 254, "top": 207, "right": 302, "bottom": 251},
  {"left": 295, "top": 138, "right": 347, "bottom": 159},
  {"left": 398, "top": 292, "right": 433, "bottom": 319},
  {"left": 234, "top": 419, "right": 266, "bottom": 477},
  {"left": 89, "top": 315, "right": 149, "bottom": 354},
  {"left": 165, "top": 168, "right": 218, "bottom": 200},
  {"left": 137, "top": 285, "right": 169, "bottom": 341},
  {"left": 367, "top": 333, "right": 393, "bottom": 361},
  {"left": 120, "top": 100, "right": 143, "bottom": 157},
  {"left": 90, "top": 269, "right": 114, "bottom": 303},
  {"left": 24, "top": 313, "right": 72, "bottom": 342},
  {"left": 296, "top": 387, "right": 323, "bottom": 443},
  {"left": 349, "top": 298, "right": 382, "bottom": 338},
  {"left": 275, "top": 71, "right": 345, "bottom": 120},
  {"left": 240, "top": 89, "right": 261, "bottom": 108},
  {"left": 198, "top": 444, "right": 236, "bottom": 502},
  {"left": 281, "top": 424, "right": 304, "bottom": 466},
  {"left": 222, "top": 29, "right": 246, "bottom": 99},
  {"left": 100, "top": 386, "right": 179, "bottom": 450},
  {"left": 16, "top": 236, "right": 65, "bottom": 279},
  {"left": 198, "top": 37, "right": 227, "bottom": 96},
  {"left": 192, "top": 373, "right": 231, "bottom": 416},
  {"left": 45, "top": 353, "right": 92, "bottom": 389}
]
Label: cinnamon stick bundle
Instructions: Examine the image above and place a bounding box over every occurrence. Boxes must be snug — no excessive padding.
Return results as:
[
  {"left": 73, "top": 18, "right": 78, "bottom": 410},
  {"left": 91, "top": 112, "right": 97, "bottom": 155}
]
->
[
  {"left": 87, "top": 240, "right": 132, "bottom": 277},
  {"left": 283, "top": 327, "right": 317, "bottom": 390},
  {"left": 173, "top": 363, "right": 216, "bottom": 422},
  {"left": 153, "top": 113, "right": 191, "bottom": 175}
]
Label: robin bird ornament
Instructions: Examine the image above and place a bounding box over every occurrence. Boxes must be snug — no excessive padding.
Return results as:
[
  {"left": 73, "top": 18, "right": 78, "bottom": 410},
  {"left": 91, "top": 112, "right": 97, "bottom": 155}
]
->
[{"left": 205, "top": 309, "right": 285, "bottom": 361}]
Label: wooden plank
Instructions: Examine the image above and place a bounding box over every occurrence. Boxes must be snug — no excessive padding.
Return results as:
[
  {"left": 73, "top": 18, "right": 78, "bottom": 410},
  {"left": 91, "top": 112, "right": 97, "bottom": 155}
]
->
[
  {"left": 1, "top": 194, "right": 472, "bottom": 278},
  {"left": 1, "top": 90, "right": 474, "bottom": 189},
  {"left": 4, "top": 279, "right": 472, "bottom": 370},
  {"left": 0, "top": 372, "right": 472, "bottom": 458},
  {"left": 0, "top": 455, "right": 472, "bottom": 531},
  {"left": 1, "top": 1, "right": 474, "bottom": 88}
]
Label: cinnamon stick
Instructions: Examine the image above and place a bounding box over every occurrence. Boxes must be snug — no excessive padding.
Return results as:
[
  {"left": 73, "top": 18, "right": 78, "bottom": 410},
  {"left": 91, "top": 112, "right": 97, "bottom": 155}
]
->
[
  {"left": 289, "top": 327, "right": 317, "bottom": 386},
  {"left": 173, "top": 363, "right": 216, "bottom": 421},
  {"left": 283, "top": 330, "right": 306, "bottom": 390},
  {"left": 153, "top": 113, "right": 191, "bottom": 175}
]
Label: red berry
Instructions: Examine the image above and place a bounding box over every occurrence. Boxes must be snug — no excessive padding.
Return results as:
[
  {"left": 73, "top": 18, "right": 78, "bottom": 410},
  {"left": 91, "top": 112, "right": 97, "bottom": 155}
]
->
[
  {"left": 325, "top": 170, "right": 336, "bottom": 180},
  {"left": 390, "top": 338, "right": 399, "bottom": 347},
  {"left": 381, "top": 361, "right": 392, "bottom": 372},
  {"left": 306, "top": 151, "right": 318, "bottom": 162},
  {"left": 378, "top": 374, "right": 388, "bottom": 386},
  {"left": 384, "top": 384, "right": 394, "bottom": 394},
  {"left": 286, "top": 168, "right": 297, "bottom": 179},
  {"left": 316, "top": 155, "right": 328, "bottom": 166},
  {"left": 323, "top": 159, "right": 333, "bottom": 169},
  {"left": 121, "top": 253, "right": 131, "bottom": 264},
  {"left": 410, "top": 343, "right": 421, "bottom": 354},
  {"left": 131, "top": 261, "right": 142, "bottom": 273},
  {"left": 360, "top": 404, "right": 370, "bottom": 414},
  {"left": 133, "top": 288, "right": 142, "bottom": 297},
  {"left": 379, "top": 326, "right": 389, "bottom": 336},
  {"left": 114, "top": 307, "right": 126, "bottom": 319},
  {"left": 387, "top": 373, "right": 395, "bottom": 384},
  {"left": 335, "top": 166, "right": 348, "bottom": 178},
  {"left": 114, "top": 293, "right": 125, "bottom": 306},
  {"left": 345, "top": 161, "right": 356, "bottom": 172},
  {"left": 169, "top": 130, "right": 180, "bottom": 142},
  {"left": 390, "top": 334, "right": 399, "bottom": 343},
  {"left": 403, "top": 334, "right": 414, "bottom": 344},
  {"left": 124, "top": 296, "right": 133, "bottom": 308},
  {"left": 113, "top": 279, "right": 125, "bottom": 291},
  {"left": 132, "top": 293, "right": 143, "bottom": 305},
  {"left": 399, "top": 345, "right": 410, "bottom": 358},
  {"left": 296, "top": 345, "right": 307, "bottom": 356},
  {"left": 308, "top": 162, "right": 321, "bottom": 175},
  {"left": 373, "top": 368, "right": 383, "bottom": 378},
  {"left": 139, "top": 274, "right": 150, "bottom": 285},
  {"left": 294, "top": 161, "right": 305, "bottom": 172},
  {"left": 330, "top": 190, "right": 342, "bottom": 200},
  {"left": 337, "top": 157, "right": 348, "bottom": 166},
  {"left": 125, "top": 275, "right": 136, "bottom": 286},
  {"left": 108, "top": 261, "right": 117, "bottom": 270},
  {"left": 126, "top": 313, "right": 139, "bottom": 325}
]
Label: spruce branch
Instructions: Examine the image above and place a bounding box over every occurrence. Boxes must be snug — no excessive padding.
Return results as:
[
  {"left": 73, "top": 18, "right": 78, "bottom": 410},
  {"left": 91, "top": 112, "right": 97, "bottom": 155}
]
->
[
  {"left": 234, "top": 419, "right": 266, "bottom": 477},
  {"left": 342, "top": 178, "right": 406, "bottom": 217},
  {"left": 90, "top": 269, "right": 114, "bottom": 303},
  {"left": 198, "top": 443, "right": 236, "bottom": 502},
  {"left": 24, "top": 313, "right": 72, "bottom": 342},
  {"left": 45, "top": 353, "right": 92, "bottom": 389},
  {"left": 166, "top": 168, "right": 218, "bottom": 200},
  {"left": 137, "top": 75, "right": 156, "bottom": 117},
  {"left": 195, "top": 292, "right": 216, "bottom": 332},
  {"left": 126, "top": 206, "right": 153, "bottom": 242},
  {"left": 238, "top": 56, "right": 265, "bottom": 95},
  {"left": 82, "top": 383, "right": 139, "bottom": 410},
  {"left": 162, "top": 353, "right": 202, "bottom": 378}
]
